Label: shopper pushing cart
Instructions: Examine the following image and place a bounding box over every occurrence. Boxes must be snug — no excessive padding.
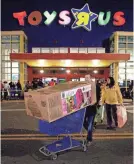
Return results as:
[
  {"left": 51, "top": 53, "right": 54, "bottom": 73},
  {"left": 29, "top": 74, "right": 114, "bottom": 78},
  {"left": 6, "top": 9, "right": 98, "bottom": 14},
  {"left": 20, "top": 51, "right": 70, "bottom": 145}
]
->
[
  {"left": 24, "top": 80, "right": 98, "bottom": 160},
  {"left": 83, "top": 75, "right": 101, "bottom": 146}
]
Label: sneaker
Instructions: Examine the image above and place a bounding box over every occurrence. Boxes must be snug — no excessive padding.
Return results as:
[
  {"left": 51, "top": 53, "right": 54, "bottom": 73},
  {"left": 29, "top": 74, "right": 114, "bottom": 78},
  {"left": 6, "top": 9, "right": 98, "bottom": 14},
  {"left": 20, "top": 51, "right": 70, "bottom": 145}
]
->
[
  {"left": 84, "top": 140, "right": 92, "bottom": 147},
  {"left": 87, "top": 141, "right": 92, "bottom": 147}
]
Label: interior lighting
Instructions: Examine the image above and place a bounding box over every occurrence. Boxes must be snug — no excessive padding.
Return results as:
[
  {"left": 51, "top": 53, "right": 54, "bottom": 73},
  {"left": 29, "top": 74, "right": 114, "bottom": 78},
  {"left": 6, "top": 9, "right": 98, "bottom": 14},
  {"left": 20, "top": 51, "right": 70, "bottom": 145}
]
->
[
  {"left": 40, "top": 70, "right": 44, "bottom": 73},
  {"left": 92, "top": 60, "right": 100, "bottom": 66},
  {"left": 66, "top": 69, "right": 71, "bottom": 74},
  {"left": 38, "top": 60, "right": 45, "bottom": 66},
  {"left": 93, "top": 70, "right": 98, "bottom": 74}
]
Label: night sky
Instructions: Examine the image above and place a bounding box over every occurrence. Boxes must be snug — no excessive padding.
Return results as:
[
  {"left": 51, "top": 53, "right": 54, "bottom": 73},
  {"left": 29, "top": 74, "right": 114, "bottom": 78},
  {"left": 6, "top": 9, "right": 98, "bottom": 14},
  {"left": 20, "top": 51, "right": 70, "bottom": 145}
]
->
[{"left": 1, "top": 0, "right": 133, "bottom": 52}]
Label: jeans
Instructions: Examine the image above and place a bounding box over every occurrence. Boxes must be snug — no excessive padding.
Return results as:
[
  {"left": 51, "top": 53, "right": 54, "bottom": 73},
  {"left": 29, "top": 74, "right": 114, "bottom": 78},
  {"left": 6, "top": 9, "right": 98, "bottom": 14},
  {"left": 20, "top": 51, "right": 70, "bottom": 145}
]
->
[
  {"left": 83, "top": 106, "right": 96, "bottom": 142},
  {"left": 105, "top": 104, "right": 118, "bottom": 127},
  {"left": 4, "top": 89, "right": 8, "bottom": 100}
]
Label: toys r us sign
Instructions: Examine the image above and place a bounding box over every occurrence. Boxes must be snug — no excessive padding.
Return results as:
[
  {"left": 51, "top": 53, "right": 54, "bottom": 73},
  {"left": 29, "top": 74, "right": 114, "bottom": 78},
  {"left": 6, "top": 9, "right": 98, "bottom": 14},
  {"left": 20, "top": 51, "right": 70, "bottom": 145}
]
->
[{"left": 13, "top": 3, "right": 126, "bottom": 32}]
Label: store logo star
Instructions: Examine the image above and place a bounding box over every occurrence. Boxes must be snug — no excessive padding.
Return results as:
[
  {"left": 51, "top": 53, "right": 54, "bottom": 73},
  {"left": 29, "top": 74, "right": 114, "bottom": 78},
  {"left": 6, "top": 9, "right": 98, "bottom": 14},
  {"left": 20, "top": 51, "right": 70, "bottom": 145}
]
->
[{"left": 71, "top": 3, "right": 98, "bottom": 31}]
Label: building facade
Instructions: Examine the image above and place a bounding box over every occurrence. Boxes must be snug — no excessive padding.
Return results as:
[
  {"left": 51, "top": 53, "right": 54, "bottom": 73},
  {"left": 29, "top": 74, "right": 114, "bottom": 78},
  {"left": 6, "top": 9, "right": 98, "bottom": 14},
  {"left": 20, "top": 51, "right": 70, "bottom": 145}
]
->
[
  {"left": 110, "top": 31, "right": 134, "bottom": 87},
  {"left": 1, "top": 31, "right": 28, "bottom": 85},
  {"left": 2, "top": 30, "right": 131, "bottom": 86},
  {"left": 29, "top": 47, "right": 108, "bottom": 82}
]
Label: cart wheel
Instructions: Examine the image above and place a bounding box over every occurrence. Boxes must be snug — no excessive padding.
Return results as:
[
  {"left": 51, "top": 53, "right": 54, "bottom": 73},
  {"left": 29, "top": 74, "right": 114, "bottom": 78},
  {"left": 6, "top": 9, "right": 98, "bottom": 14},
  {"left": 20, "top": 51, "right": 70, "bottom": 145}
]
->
[
  {"left": 83, "top": 145, "right": 87, "bottom": 152},
  {"left": 51, "top": 153, "right": 58, "bottom": 160}
]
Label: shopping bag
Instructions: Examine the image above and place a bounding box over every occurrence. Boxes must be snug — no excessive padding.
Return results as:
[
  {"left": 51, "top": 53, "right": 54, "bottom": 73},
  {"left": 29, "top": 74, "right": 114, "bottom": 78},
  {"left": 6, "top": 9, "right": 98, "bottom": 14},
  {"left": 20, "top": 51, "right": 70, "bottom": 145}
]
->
[
  {"left": 94, "top": 105, "right": 105, "bottom": 123},
  {"left": 117, "top": 105, "right": 127, "bottom": 128}
]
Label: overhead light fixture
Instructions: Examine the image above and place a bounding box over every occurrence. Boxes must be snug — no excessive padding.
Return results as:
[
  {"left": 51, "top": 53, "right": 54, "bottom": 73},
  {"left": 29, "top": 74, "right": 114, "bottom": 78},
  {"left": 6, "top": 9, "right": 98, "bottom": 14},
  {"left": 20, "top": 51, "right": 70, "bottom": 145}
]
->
[
  {"left": 40, "top": 70, "right": 44, "bottom": 73},
  {"left": 65, "top": 60, "right": 72, "bottom": 66},
  {"left": 38, "top": 60, "right": 45, "bottom": 66},
  {"left": 66, "top": 69, "right": 71, "bottom": 74},
  {"left": 92, "top": 60, "right": 100, "bottom": 66},
  {"left": 93, "top": 70, "right": 98, "bottom": 74}
]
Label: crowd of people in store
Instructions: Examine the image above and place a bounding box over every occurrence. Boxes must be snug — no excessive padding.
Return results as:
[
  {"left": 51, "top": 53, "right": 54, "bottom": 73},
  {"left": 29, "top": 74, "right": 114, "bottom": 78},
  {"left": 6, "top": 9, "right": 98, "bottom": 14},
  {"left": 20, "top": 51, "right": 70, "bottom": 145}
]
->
[
  {"left": 1, "top": 78, "right": 133, "bottom": 101},
  {"left": 0, "top": 78, "right": 57, "bottom": 100},
  {"left": 24, "top": 78, "right": 57, "bottom": 91},
  {"left": 1, "top": 80, "right": 22, "bottom": 100}
]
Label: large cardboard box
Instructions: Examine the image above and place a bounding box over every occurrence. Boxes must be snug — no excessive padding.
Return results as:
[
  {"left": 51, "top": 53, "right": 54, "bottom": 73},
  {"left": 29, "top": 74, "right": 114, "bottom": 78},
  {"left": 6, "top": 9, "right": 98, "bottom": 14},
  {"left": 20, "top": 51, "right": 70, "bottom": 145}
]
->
[{"left": 24, "top": 81, "right": 92, "bottom": 122}]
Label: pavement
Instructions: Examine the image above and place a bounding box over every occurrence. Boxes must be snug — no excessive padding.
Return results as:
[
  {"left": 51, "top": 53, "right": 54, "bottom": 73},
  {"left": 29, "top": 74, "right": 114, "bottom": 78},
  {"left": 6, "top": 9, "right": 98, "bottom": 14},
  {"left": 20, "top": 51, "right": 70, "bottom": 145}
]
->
[{"left": 1, "top": 99, "right": 134, "bottom": 164}]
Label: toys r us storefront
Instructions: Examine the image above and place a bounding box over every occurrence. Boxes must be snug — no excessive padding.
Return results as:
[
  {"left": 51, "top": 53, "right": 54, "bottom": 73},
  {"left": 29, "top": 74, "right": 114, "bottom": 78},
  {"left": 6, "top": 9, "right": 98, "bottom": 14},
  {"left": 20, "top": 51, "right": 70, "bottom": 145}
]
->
[
  {"left": 10, "top": 46, "right": 130, "bottom": 85},
  {"left": 2, "top": 4, "right": 133, "bottom": 87},
  {"left": 1, "top": 30, "right": 132, "bottom": 88}
]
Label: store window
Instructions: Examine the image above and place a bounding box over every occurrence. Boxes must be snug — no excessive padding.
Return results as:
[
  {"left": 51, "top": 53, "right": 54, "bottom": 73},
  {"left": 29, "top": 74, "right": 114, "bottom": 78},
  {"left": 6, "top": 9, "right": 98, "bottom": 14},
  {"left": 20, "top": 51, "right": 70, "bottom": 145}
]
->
[
  {"left": 119, "top": 74, "right": 125, "bottom": 80},
  {"left": 2, "top": 68, "right": 11, "bottom": 73},
  {"left": 24, "top": 39, "right": 28, "bottom": 52},
  {"left": 12, "top": 68, "right": 19, "bottom": 73},
  {"left": 11, "top": 43, "right": 19, "bottom": 52},
  {"left": 128, "top": 36, "right": 133, "bottom": 42},
  {"left": 4, "top": 49, "right": 11, "bottom": 55},
  {"left": 118, "top": 43, "right": 126, "bottom": 48},
  {"left": 4, "top": 74, "right": 11, "bottom": 81},
  {"left": 119, "top": 68, "right": 125, "bottom": 74},
  {"left": 126, "top": 69, "right": 133, "bottom": 74},
  {"left": 1, "top": 35, "right": 11, "bottom": 42},
  {"left": 2, "top": 62, "right": 11, "bottom": 67},
  {"left": 12, "top": 74, "right": 19, "bottom": 81},
  {"left": 119, "top": 62, "right": 125, "bottom": 67},
  {"left": 119, "top": 36, "right": 126, "bottom": 42},
  {"left": 127, "top": 43, "right": 133, "bottom": 48},
  {"left": 2, "top": 44, "right": 11, "bottom": 51},
  {"left": 130, "top": 56, "right": 134, "bottom": 61},
  {"left": 12, "top": 62, "right": 19, "bottom": 67},
  {"left": 2, "top": 55, "right": 10, "bottom": 61},
  {"left": 11, "top": 35, "right": 20, "bottom": 42},
  {"left": 127, "top": 74, "right": 134, "bottom": 80},
  {"left": 126, "top": 62, "right": 134, "bottom": 68},
  {"left": 118, "top": 49, "right": 126, "bottom": 54},
  {"left": 126, "top": 49, "right": 133, "bottom": 56}
]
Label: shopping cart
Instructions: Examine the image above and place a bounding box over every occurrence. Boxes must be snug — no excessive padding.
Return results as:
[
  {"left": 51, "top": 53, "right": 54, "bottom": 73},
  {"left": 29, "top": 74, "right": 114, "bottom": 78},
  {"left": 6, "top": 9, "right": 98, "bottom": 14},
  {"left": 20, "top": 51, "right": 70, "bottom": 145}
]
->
[{"left": 39, "top": 108, "right": 87, "bottom": 160}]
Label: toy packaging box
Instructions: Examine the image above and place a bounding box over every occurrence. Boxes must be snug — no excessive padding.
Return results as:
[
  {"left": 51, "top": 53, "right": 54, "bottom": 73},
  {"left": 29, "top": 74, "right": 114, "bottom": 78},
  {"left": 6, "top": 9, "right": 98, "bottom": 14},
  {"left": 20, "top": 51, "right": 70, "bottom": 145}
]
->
[{"left": 24, "top": 81, "right": 92, "bottom": 122}]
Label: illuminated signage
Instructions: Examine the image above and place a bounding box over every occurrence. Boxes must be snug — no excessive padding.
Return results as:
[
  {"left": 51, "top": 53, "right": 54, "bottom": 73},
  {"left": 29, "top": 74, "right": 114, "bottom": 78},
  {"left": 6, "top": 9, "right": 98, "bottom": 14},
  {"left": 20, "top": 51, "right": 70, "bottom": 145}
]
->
[{"left": 13, "top": 3, "right": 126, "bottom": 31}]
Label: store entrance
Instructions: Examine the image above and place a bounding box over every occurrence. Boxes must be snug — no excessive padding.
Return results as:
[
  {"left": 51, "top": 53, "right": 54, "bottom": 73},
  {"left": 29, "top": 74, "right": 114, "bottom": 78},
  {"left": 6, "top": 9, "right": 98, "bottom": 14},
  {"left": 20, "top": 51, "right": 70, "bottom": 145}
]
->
[{"left": 29, "top": 67, "right": 110, "bottom": 83}]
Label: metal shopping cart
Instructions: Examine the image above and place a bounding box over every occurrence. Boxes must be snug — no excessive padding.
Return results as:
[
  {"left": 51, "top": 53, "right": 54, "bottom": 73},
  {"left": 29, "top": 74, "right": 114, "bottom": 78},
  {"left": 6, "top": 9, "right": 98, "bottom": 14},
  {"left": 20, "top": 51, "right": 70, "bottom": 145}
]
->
[{"left": 39, "top": 108, "right": 87, "bottom": 160}]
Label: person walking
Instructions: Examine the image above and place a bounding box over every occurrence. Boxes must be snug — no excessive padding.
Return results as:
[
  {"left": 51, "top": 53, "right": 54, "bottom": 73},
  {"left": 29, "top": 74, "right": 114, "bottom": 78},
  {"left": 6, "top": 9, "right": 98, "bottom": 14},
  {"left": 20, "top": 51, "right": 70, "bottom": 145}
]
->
[
  {"left": 49, "top": 79, "right": 55, "bottom": 86},
  {"left": 1, "top": 82, "right": 4, "bottom": 101},
  {"left": 101, "top": 77, "right": 123, "bottom": 130},
  {"left": 16, "top": 80, "right": 22, "bottom": 99},
  {"left": 83, "top": 75, "right": 101, "bottom": 146},
  {"left": 38, "top": 79, "right": 44, "bottom": 88},
  {"left": 3, "top": 81, "right": 10, "bottom": 100}
]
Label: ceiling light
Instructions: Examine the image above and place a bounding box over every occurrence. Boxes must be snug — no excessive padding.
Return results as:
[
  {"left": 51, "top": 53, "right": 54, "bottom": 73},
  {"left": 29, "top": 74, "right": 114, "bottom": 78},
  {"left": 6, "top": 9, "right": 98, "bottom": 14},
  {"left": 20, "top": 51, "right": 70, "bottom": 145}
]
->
[
  {"left": 92, "top": 60, "right": 100, "bottom": 66},
  {"left": 65, "top": 60, "right": 72, "bottom": 66},
  {"left": 93, "top": 70, "right": 98, "bottom": 74},
  {"left": 66, "top": 69, "right": 71, "bottom": 74},
  {"left": 40, "top": 70, "right": 44, "bottom": 73},
  {"left": 38, "top": 60, "right": 45, "bottom": 66}
]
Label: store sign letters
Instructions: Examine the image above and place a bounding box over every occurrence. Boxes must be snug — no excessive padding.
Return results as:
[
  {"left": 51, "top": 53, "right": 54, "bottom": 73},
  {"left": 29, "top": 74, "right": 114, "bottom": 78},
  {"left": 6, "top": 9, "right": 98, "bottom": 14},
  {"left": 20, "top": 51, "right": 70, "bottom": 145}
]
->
[{"left": 13, "top": 3, "right": 126, "bottom": 31}]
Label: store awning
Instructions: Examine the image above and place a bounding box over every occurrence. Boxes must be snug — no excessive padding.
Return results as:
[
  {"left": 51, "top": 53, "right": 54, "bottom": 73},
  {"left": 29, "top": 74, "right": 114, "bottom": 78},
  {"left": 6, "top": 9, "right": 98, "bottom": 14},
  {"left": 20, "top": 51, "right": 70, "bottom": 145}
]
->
[{"left": 10, "top": 53, "right": 130, "bottom": 67}]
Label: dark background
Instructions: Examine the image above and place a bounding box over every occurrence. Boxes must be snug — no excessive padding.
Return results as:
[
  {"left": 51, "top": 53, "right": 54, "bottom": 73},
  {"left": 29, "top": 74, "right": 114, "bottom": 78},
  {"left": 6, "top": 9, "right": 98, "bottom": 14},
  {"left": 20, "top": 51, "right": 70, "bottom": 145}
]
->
[{"left": 1, "top": 0, "right": 133, "bottom": 52}]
